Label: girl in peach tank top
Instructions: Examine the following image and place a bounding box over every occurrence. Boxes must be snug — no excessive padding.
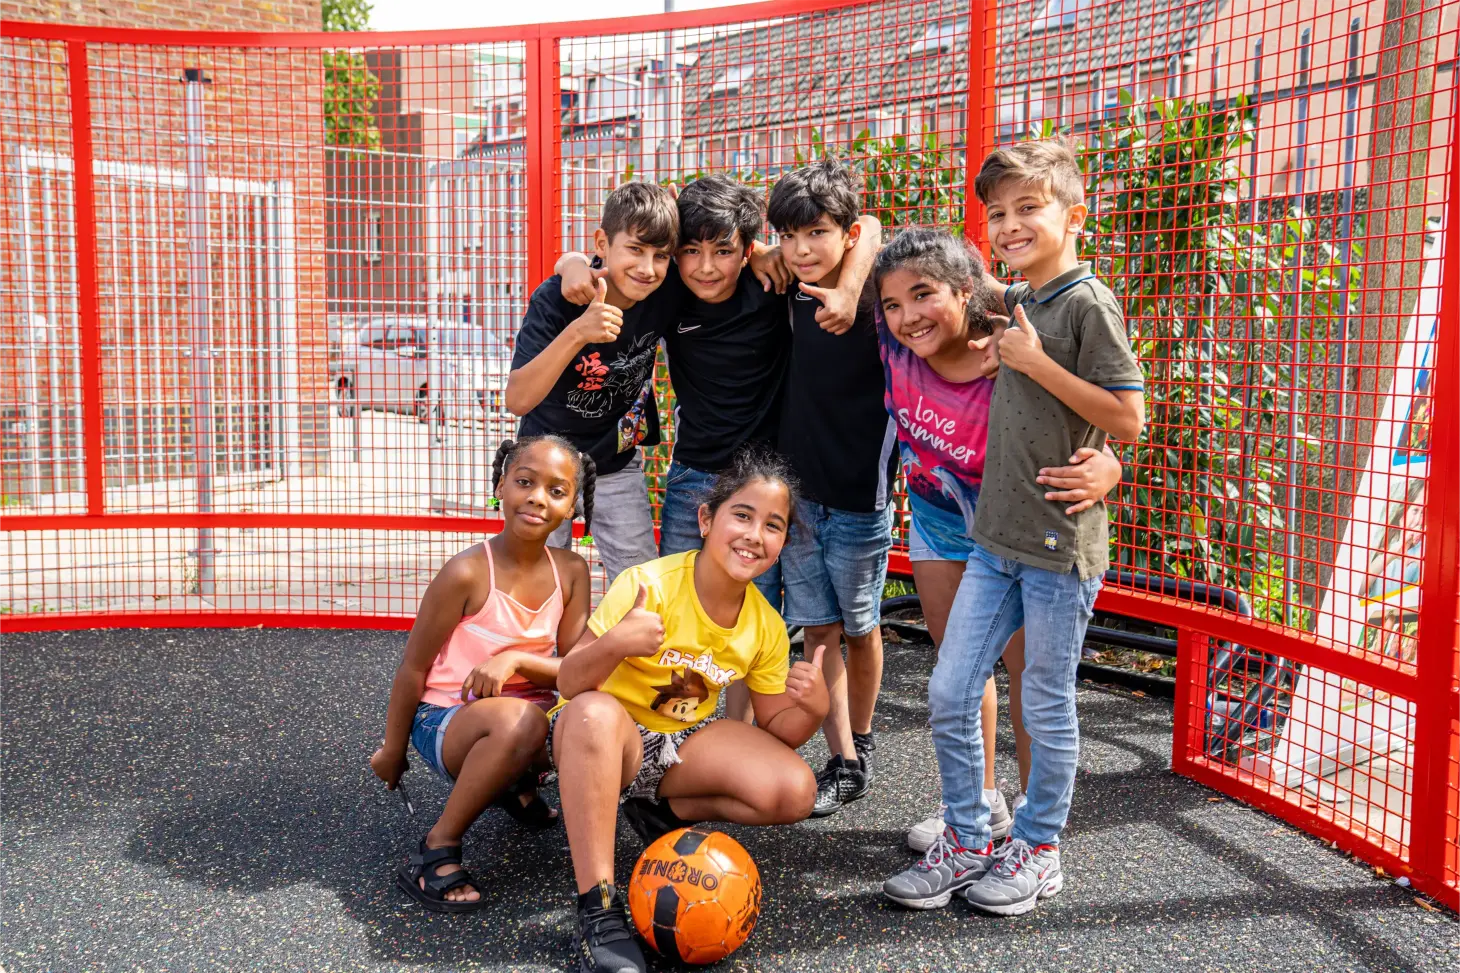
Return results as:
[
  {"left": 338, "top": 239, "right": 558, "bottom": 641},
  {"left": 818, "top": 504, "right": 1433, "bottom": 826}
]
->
[{"left": 370, "top": 436, "right": 597, "bottom": 914}]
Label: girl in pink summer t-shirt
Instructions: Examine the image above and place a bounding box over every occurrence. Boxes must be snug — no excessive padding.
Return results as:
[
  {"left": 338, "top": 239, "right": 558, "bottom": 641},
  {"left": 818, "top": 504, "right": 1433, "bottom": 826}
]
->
[{"left": 370, "top": 435, "right": 595, "bottom": 913}]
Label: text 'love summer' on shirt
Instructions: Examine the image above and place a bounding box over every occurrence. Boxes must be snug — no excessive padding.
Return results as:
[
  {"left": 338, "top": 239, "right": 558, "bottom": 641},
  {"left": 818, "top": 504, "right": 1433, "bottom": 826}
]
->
[
  {"left": 778, "top": 286, "right": 898, "bottom": 513},
  {"left": 546, "top": 550, "right": 789, "bottom": 734},
  {"left": 511, "top": 274, "right": 680, "bottom": 475}
]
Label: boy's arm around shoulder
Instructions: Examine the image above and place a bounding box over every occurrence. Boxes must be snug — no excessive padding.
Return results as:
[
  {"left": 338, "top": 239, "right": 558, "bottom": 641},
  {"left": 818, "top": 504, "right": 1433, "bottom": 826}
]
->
[
  {"left": 999, "top": 299, "right": 1145, "bottom": 442},
  {"left": 504, "top": 281, "right": 622, "bottom": 416}
]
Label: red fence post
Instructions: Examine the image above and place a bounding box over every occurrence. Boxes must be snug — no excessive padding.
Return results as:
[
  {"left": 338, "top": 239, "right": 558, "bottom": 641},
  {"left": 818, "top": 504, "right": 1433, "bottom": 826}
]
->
[
  {"left": 66, "top": 39, "right": 104, "bottom": 516},
  {"left": 524, "top": 31, "right": 561, "bottom": 291},
  {"left": 1408, "top": 92, "right": 1460, "bottom": 904},
  {"left": 963, "top": 0, "right": 994, "bottom": 254}
]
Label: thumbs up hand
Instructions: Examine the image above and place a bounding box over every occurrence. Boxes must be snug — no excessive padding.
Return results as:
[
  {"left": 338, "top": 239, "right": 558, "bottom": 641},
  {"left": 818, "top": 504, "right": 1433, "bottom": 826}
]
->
[
  {"left": 785, "top": 643, "right": 830, "bottom": 718},
  {"left": 995, "top": 303, "right": 1045, "bottom": 376},
  {"left": 569, "top": 276, "right": 623, "bottom": 345},
  {"left": 611, "top": 583, "right": 665, "bottom": 658}
]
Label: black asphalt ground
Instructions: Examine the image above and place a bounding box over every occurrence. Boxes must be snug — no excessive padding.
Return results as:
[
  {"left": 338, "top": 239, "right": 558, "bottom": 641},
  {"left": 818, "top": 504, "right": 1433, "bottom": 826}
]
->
[{"left": 3, "top": 627, "right": 1454, "bottom": 973}]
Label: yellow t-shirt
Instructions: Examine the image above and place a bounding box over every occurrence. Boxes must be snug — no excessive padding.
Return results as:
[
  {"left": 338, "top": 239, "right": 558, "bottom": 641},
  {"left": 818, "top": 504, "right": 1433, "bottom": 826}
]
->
[{"left": 550, "top": 551, "right": 789, "bottom": 733}]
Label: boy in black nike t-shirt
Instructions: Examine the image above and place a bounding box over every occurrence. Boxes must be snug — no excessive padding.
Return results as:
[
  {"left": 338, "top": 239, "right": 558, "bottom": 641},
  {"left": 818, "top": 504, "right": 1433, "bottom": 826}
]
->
[
  {"left": 505, "top": 181, "right": 678, "bottom": 584},
  {"left": 768, "top": 160, "right": 896, "bottom": 818}
]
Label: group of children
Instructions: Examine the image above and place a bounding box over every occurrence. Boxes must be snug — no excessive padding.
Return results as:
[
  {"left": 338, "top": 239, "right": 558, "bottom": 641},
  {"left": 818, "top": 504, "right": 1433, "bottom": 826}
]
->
[{"left": 370, "top": 139, "right": 1144, "bottom": 971}]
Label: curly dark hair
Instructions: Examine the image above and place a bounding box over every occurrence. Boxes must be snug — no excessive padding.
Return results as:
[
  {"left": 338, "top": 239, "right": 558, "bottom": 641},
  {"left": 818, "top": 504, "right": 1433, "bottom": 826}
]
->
[
  {"left": 490, "top": 435, "right": 597, "bottom": 536},
  {"left": 701, "top": 447, "right": 800, "bottom": 527},
  {"left": 873, "top": 227, "right": 1005, "bottom": 337}
]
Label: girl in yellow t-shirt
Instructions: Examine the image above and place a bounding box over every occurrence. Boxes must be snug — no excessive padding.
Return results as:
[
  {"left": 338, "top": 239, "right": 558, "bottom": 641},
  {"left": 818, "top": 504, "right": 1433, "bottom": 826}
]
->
[{"left": 548, "top": 449, "right": 830, "bottom": 973}]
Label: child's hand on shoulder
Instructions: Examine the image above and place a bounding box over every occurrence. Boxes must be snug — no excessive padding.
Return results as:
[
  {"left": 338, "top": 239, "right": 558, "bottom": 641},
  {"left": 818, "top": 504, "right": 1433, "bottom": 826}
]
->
[
  {"left": 568, "top": 277, "right": 623, "bottom": 344},
  {"left": 996, "top": 304, "right": 1048, "bottom": 376},
  {"left": 611, "top": 583, "right": 665, "bottom": 657},
  {"left": 974, "top": 311, "right": 1008, "bottom": 377},
  {"left": 748, "top": 244, "right": 792, "bottom": 294},
  {"left": 1036, "top": 446, "right": 1124, "bottom": 515},
  {"left": 560, "top": 255, "right": 603, "bottom": 305}
]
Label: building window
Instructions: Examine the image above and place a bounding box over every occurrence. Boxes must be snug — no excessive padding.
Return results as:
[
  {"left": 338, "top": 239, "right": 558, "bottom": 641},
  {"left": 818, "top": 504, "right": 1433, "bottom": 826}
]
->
[
  {"left": 711, "top": 64, "right": 755, "bottom": 95},
  {"left": 454, "top": 129, "right": 470, "bottom": 156},
  {"left": 1032, "top": 0, "right": 1086, "bottom": 33},
  {"left": 364, "top": 209, "right": 382, "bottom": 265},
  {"left": 910, "top": 22, "right": 960, "bottom": 55}
]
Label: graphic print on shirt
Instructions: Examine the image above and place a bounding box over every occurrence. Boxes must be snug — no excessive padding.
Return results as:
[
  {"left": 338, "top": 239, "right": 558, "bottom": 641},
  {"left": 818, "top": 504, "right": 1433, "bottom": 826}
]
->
[
  {"left": 651, "top": 668, "right": 711, "bottom": 722},
  {"left": 879, "top": 318, "right": 992, "bottom": 536},
  {"left": 565, "top": 332, "right": 660, "bottom": 421}
]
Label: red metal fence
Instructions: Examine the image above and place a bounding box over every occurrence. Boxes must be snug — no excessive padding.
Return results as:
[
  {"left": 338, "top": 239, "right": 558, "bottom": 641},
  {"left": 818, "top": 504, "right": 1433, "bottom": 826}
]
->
[{"left": 2, "top": 0, "right": 1456, "bottom": 909}]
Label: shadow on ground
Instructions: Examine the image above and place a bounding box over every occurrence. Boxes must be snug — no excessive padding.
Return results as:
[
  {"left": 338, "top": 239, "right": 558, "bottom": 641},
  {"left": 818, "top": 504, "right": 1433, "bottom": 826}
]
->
[{"left": 2, "top": 627, "right": 1452, "bottom": 972}]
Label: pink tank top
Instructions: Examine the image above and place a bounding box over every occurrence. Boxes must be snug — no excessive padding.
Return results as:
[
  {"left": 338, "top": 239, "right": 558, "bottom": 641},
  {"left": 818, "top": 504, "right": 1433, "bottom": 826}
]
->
[{"left": 420, "top": 543, "right": 564, "bottom": 709}]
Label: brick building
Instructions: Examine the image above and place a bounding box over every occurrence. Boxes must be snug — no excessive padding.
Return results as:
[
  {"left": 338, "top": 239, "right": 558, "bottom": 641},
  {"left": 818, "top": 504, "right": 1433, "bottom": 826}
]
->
[{"left": 1, "top": 0, "right": 330, "bottom": 508}]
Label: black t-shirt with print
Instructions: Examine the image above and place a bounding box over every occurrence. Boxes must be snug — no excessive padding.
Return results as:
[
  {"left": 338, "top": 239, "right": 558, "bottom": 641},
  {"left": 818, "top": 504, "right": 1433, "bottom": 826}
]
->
[
  {"left": 778, "top": 284, "right": 898, "bottom": 512},
  {"left": 511, "top": 275, "right": 678, "bottom": 475},
  {"left": 663, "top": 272, "right": 792, "bottom": 473}
]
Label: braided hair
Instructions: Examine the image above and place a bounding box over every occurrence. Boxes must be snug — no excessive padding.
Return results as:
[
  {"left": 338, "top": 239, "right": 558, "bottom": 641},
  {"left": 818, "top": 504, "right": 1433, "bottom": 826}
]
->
[{"left": 490, "top": 435, "right": 598, "bottom": 536}]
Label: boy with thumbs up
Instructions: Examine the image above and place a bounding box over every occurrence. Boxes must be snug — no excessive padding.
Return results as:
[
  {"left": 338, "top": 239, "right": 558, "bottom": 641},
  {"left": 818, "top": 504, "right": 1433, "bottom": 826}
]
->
[
  {"left": 505, "top": 181, "right": 680, "bottom": 584},
  {"left": 882, "top": 139, "right": 1145, "bottom": 917},
  {"left": 766, "top": 159, "right": 898, "bottom": 818}
]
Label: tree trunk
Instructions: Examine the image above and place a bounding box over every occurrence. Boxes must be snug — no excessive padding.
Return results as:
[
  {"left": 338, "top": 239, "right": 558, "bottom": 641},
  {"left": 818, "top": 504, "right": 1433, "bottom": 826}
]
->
[{"left": 1296, "top": 0, "right": 1441, "bottom": 612}]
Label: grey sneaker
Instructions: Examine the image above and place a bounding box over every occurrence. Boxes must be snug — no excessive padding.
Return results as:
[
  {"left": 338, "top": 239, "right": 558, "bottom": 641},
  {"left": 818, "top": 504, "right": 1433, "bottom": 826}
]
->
[
  {"left": 963, "top": 838, "right": 1063, "bottom": 916},
  {"left": 907, "top": 791, "right": 1011, "bottom": 852},
  {"left": 883, "top": 826, "right": 996, "bottom": 909}
]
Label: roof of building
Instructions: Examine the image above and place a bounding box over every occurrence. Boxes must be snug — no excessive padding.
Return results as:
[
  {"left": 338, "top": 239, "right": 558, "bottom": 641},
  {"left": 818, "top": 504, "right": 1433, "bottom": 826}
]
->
[{"left": 679, "top": 0, "right": 1222, "bottom": 138}]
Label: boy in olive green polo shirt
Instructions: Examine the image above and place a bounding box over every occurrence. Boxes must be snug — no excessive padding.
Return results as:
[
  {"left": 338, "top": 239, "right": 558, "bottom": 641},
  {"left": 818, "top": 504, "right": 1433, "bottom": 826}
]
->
[{"left": 882, "top": 139, "right": 1144, "bottom": 916}]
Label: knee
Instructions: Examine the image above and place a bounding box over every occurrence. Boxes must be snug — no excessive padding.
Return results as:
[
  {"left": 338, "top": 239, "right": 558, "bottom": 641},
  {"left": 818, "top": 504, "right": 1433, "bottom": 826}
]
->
[
  {"left": 769, "top": 762, "right": 817, "bottom": 823},
  {"left": 1019, "top": 694, "right": 1078, "bottom": 738},
  {"left": 559, "top": 692, "right": 624, "bottom": 748},
  {"left": 502, "top": 700, "right": 549, "bottom": 755}
]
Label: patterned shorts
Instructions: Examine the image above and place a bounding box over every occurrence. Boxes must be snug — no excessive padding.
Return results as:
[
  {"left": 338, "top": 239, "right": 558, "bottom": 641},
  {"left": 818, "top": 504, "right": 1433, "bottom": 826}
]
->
[{"left": 547, "top": 705, "right": 717, "bottom": 804}]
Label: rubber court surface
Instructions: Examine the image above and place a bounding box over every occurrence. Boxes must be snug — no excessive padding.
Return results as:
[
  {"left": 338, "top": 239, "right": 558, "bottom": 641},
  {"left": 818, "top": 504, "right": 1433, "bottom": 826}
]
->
[{"left": 2, "top": 627, "right": 1453, "bottom": 972}]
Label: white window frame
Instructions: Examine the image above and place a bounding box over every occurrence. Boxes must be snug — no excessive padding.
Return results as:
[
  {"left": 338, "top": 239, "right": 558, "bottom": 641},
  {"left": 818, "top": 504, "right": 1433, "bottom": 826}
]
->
[
  {"left": 1032, "top": 0, "right": 1086, "bottom": 33},
  {"left": 363, "top": 209, "right": 382, "bottom": 265},
  {"left": 910, "top": 22, "right": 959, "bottom": 55}
]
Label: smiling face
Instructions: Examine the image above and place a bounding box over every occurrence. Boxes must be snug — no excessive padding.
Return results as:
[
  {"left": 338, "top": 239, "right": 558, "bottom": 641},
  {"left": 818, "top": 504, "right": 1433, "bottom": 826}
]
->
[
  {"left": 595, "top": 227, "right": 673, "bottom": 303},
  {"left": 495, "top": 440, "right": 580, "bottom": 540},
  {"left": 697, "top": 478, "right": 792, "bottom": 584},
  {"left": 777, "top": 213, "right": 860, "bottom": 287},
  {"left": 879, "top": 267, "right": 973, "bottom": 362},
  {"left": 984, "top": 180, "right": 1087, "bottom": 287},
  {"left": 676, "top": 232, "right": 748, "bottom": 304}
]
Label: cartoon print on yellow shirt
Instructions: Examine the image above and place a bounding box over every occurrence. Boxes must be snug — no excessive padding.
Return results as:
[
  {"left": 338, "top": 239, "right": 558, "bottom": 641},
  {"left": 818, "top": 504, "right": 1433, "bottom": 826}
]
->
[{"left": 650, "top": 669, "right": 711, "bottom": 723}]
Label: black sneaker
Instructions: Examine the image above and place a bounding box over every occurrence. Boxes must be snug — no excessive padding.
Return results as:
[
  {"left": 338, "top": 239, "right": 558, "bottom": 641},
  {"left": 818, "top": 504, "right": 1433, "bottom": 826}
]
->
[
  {"left": 576, "top": 882, "right": 645, "bottom": 973},
  {"left": 810, "top": 755, "right": 870, "bottom": 817},
  {"left": 852, "top": 731, "right": 876, "bottom": 782},
  {"left": 620, "top": 797, "right": 690, "bottom": 847}
]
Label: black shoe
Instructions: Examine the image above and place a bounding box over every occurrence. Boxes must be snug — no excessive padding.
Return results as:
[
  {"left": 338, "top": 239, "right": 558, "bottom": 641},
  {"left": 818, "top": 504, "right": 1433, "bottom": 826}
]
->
[
  {"left": 810, "top": 755, "right": 870, "bottom": 818},
  {"left": 852, "top": 731, "right": 876, "bottom": 782},
  {"left": 576, "top": 882, "right": 645, "bottom": 973},
  {"left": 620, "top": 796, "right": 690, "bottom": 847}
]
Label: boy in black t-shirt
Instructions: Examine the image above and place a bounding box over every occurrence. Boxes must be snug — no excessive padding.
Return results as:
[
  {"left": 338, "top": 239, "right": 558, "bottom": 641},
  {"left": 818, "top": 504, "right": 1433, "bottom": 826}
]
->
[
  {"left": 768, "top": 160, "right": 896, "bottom": 817},
  {"left": 553, "top": 176, "right": 879, "bottom": 609},
  {"left": 505, "top": 181, "right": 678, "bottom": 583}
]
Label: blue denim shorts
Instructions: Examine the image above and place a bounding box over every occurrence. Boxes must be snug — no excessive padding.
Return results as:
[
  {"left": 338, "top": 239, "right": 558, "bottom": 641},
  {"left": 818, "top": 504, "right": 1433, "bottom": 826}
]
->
[
  {"left": 411, "top": 702, "right": 462, "bottom": 781},
  {"left": 781, "top": 500, "right": 893, "bottom": 636},
  {"left": 659, "top": 459, "right": 784, "bottom": 612}
]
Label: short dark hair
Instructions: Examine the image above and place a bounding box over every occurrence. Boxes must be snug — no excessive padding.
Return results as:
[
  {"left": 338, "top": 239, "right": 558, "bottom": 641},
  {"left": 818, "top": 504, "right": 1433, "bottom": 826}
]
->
[
  {"left": 974, "top": 138, "right": 1085, "bottom": 209},
  {"left": 677, "top": 174, "right": 763, "bottom": 251},
  {"left": 873, "top": 228, "right": 1004, "bottom": 337},
  {"left": 601, "top": 181, "right": 679, "bottom": 251},
  {"left": 491, "top": 435, "right": 598, "bottom": 535},
  {"left": 767, "top": 159, "right": 859, "bottom": 233},
  {"left": 702, "top": 446, "right": 800, "bottom": 526}
]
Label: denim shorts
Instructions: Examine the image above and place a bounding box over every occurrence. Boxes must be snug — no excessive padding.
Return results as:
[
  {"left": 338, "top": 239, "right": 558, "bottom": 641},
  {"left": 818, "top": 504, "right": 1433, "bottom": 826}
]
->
[
  {"left": 659, "top": 459, "right": 784, "bottom": 612},
  {"left": 780, "top": 500, "right": 894, "bottom": 636},
  {"left": 411, "top": 702, "right": 462, "bottom": 781}
]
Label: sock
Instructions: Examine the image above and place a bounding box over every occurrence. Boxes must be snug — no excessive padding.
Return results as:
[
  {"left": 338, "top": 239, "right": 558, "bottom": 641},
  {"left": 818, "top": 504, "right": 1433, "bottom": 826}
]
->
[{"left": 578, "top": 881, "right": 618, "bottom": 912}]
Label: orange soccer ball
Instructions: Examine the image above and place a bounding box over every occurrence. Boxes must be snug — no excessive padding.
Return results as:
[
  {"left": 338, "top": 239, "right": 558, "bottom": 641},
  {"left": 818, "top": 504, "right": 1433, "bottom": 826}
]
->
[{"left": 627, "top": 827, "right": 762, "bottom": 965}]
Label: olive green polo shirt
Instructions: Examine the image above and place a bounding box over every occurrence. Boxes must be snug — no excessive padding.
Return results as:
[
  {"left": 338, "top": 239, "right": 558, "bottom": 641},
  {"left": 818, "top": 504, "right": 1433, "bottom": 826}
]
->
[{"left": 971, "top": 263, "right": 1144, "bottom": 579}]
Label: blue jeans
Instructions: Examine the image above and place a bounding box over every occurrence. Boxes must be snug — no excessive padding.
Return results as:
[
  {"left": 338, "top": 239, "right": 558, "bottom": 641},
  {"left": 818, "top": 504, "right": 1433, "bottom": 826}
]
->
[
  {"left": 659, "top": 459, "right": 783, "bottom": 611},
  {"left": 780, "top": 500, "right": 893, "bottom": 637},
  {"left": 931, "top": 543, "right": 1102, "bottom": 848}
]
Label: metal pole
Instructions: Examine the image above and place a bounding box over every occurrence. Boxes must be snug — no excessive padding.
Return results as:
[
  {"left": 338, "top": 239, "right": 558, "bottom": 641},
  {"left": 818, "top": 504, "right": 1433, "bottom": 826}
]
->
[
  {"left": 1281, "top": 30, "right": 1313, "bottom": 622},
  {"left": 182, "top": 69, "right": 216, "bottom": 597},
  {"left": 1335, "top": 18, "right": 1363, "bottom": 449}
]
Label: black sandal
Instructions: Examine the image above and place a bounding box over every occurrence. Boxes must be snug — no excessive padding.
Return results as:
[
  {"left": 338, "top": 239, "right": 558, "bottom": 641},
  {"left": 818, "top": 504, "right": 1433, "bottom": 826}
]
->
[
  {"left": 394, "top": 838, "right": 486, "bottom": 914},
  {"left": 493, "top": 771, "right": 560, "bottom": 831}
]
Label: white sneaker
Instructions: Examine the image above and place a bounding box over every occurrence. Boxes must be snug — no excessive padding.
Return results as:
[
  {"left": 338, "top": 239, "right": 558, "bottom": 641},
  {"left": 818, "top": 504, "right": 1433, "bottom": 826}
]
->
[
  {"left": 906, "top": 791, "right": 1011, "bottom": 852},
  {"left": 963, "top": 838, "right": 1063, "bottom": 916}
]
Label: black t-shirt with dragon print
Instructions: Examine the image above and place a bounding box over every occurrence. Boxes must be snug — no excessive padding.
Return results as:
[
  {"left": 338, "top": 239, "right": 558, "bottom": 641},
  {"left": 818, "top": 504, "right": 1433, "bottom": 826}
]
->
[{"left": 511, "top": 275, "right": 679, "bottom": 475}]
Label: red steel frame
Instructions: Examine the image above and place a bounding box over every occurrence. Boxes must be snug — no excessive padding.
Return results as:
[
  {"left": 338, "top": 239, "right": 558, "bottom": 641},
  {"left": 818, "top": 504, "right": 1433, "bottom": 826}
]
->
[{"left": 3, "top": 0, "right": 1457, "bottom": 910}]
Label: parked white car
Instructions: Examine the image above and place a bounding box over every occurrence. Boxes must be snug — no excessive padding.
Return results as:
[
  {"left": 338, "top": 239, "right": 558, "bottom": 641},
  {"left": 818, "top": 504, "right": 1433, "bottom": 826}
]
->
[{"left": 328, "top": 316, "right": 514, "bottom": 421}]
